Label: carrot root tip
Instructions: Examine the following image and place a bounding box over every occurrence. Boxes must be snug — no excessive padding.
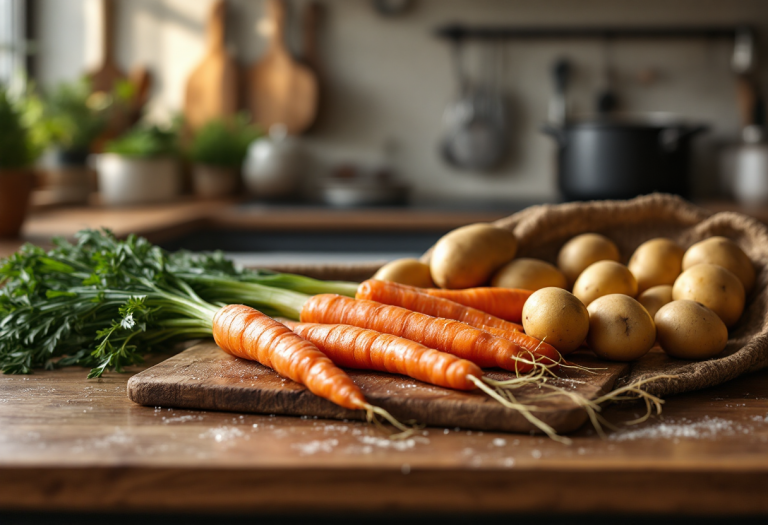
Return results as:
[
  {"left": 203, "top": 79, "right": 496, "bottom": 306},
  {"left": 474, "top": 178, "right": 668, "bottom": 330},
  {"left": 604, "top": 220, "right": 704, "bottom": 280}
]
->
[{"left": 362, "top": 403, "right": 420, "bottom": 439}]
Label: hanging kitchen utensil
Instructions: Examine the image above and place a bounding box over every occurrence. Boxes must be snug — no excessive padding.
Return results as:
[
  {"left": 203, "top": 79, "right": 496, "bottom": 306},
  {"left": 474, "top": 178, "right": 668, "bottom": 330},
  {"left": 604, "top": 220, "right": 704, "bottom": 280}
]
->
[
  {"left": 549, "top": 58, "right": 570, "bottom": 125},
  {"left": 248, "top": 0, "right": 318, "bottom": 135},
  {"left": 87, "top": 0, "right": 126, "bottom": 93},
  {"left": 440, "top": 39, "right": 507, "bottom": 171},
  {"left": 731, "top": 26, "right": 759, "bottom": 128},
  {"left": 301, "top": 1, "right": 322, "bottom": 72},
  {"left": 596, "top": 38, "right": 618, "bottom": 116},
  {"left": 184, "top": 0, "right": 240, "bottom": 133}
]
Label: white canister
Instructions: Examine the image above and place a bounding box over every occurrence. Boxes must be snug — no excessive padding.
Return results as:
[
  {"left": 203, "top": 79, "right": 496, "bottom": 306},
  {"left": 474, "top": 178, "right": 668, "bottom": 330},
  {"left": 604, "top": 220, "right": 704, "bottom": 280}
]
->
[
  {"left": 242, "top": 124, "right": 303, "bottom": 199},
  {"left": 94, "top": 154, "right": 181, "bottom": 206},
  {"left": 734, "top": 126, "right": 768, "bottom": 205}
]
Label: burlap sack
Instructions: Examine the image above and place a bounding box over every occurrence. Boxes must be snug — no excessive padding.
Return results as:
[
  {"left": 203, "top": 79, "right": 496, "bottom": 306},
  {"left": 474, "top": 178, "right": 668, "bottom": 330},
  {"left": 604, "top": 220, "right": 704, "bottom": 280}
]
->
[{"left": 272, "top": 194, "right": 768, "bottom": 397}]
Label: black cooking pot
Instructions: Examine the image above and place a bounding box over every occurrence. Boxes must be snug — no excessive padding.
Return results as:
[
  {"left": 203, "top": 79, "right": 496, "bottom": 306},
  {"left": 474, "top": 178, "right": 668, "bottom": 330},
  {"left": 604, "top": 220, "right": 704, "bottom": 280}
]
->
[{"left": 543, "top": 116, "right": 707, "bottom": 201}]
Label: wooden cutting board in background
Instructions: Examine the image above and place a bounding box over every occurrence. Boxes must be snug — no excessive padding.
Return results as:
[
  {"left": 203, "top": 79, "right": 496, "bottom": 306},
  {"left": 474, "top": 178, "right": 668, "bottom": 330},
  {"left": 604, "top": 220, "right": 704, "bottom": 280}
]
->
[
  {"left": 184, "top": 0, "right": 240, "bottom": 133},
  {"left": 247, "top": 0, "right": 318, "bottom": 135},
  {"left": 87, "top": 0, "right": 126, "bottom": 93},
  {"left": 127, "top": 342, "right": 629, "bottom": 435}
]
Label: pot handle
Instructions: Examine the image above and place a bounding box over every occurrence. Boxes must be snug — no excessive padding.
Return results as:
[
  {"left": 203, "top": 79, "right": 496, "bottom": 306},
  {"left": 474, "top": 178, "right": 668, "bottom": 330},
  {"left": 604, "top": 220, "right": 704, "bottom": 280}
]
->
[
  {"left": 541, "top": 124, "right": 567, "bottom": 146},
  {"left": 659, "top": 125, "right": 708, "bottom": 152}
]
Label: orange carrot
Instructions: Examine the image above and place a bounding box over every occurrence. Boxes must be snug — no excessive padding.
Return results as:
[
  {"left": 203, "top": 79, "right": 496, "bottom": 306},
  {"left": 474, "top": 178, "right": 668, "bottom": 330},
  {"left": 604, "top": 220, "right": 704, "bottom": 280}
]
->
[
  {"left": 417, "top": 285, "right": 532, "bottom": 323},
  {"left": 356, "top": 279, "right": 524, "bottom": 333},
  {"left": 213, "top": 304, "right": 366, "bottom": 410},
  {"left": 300, "top": 294, "right": 561, "bottom": 373},
  {"left": 283, "top": 320, "right": 483, "bottom": 391}
]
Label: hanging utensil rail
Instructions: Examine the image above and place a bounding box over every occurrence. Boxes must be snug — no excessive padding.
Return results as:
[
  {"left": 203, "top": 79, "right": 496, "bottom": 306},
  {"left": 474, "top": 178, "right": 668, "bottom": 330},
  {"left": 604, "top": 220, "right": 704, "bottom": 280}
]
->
[{"left": 435, "top": 25, "right": 753, "bottom": 41}]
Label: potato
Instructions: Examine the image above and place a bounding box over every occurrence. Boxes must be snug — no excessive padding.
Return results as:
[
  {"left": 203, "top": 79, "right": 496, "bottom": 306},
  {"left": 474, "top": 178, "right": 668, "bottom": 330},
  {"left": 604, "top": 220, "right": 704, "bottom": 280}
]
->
[
  {"left": 672, "top": 263, "right": 745, "bottom": 327},
  {"left": 682, "top": 236, "right": 755, "bottom": 292},
  {"left": 373, "top": 258, "right": 435, "bottom": 288},
  {"left": 572, "top": 260, "right": 638, "bottom": 306},
  {"left": 637, "top": 285, "right": 673, "bottom": 320},
  {"left": 586, "top": 294, "right": 656, "bottom": 362},
  {"left": 430, "top": 223, "right": 517, "bottom": 289},
  {"left": 655, "top": 300, "right": 728, "bottom": 359},
  {"left": 557, "top": 233, "right": 620, "bottom": 285},
  {"left": 522, "top": 287, "right": 589, "bottom": 355},
  {"left": 628, "top": 238, "right": 684, "bottom": 293},
  {"left": 491, "top": 258, "right": 567, "bottom": 291}
]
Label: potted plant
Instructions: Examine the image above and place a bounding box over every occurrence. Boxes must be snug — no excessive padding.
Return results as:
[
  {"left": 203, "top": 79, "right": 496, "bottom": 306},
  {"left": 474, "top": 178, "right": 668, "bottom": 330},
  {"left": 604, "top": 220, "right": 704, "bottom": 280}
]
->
[
  {"left": 27, "top": 79, "right": 112, "bottom": 204},
  {"left": 0, "top": 87, "right": 39, "bottom": 237},
  {"left": 94, "top": 122, "right": 181, "bottom": 206},
  {"left": 187, "top": 115, "right": 262, "bottom": 198}
]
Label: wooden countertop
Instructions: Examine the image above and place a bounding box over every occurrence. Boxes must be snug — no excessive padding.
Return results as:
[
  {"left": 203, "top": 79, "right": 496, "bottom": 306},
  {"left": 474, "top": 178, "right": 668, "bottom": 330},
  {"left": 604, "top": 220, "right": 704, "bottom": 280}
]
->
[
  {"left": 0, "top": 354, "right": 766, "bottom": 515},
  {"left": 0, "top": 199, "right": 518, "bottom": 258}
]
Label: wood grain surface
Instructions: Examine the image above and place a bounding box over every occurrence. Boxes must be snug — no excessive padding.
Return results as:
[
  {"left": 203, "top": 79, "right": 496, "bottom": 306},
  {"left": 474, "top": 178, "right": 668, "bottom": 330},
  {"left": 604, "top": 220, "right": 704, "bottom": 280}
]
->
[
  {"left": 0, "top": 353, "right": 766, "bottom": 514},
  {"left": 87, "top": 0, "right": 125, "bottom": 93},
  {"left": 248, "top": 0, "right": 318, "bottom": 135},
  {"left": 127, "top": 342, "right": 629, "bottom": 434},
  {"left": 184, "top": 0, "right": 240, "bottom": 133}
]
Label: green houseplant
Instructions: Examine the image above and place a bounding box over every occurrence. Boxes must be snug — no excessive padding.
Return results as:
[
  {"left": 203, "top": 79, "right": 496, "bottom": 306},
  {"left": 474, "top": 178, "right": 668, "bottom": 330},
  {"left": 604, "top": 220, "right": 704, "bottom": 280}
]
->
[
  {"left": 187, "top": 115, "right": 262, "bottom": 198},
  {"left": 26, "top": 79, "right": 111, "bottom": 204},
  {"left": 0, "top": 86, "right": 37, "bottom": 237},
  {"left": 94, "top": 122, "right": 181, "bottom": 206}
]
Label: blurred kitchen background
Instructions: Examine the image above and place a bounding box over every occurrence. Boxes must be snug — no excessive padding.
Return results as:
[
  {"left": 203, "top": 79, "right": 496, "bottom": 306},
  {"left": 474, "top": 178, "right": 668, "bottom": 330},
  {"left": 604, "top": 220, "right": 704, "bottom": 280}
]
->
[{"left": 2, "top": 0, "right": 768, "bottom": 263}]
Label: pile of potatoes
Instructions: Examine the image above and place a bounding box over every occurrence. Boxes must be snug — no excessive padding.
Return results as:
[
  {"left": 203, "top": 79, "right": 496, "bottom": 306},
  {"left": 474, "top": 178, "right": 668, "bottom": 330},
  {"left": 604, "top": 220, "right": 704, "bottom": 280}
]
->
[{"left": 374, "top": 222, "right": 756, "bottom": 363}]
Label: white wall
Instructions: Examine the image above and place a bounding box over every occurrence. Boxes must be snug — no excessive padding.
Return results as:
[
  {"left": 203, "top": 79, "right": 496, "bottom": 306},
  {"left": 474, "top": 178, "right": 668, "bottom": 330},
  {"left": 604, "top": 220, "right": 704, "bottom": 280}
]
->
[{"left": 35, "top": 0, "right": 768, "bottom": 202}]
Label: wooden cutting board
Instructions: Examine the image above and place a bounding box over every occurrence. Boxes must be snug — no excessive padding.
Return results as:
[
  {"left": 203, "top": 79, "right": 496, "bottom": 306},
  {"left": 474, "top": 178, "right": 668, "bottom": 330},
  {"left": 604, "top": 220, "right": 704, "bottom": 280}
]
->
[
  {"left": 247, "top": 0, "right": 318, "bottom": 135},
  {"left": 184, "top": 0, "right": 240, "bottom": 133},
  {"left": 88, "top": 0, "right": 126, "bottom": 93},
  {"left": 127, "top": 342, "right": 629, "bottom": 435}
]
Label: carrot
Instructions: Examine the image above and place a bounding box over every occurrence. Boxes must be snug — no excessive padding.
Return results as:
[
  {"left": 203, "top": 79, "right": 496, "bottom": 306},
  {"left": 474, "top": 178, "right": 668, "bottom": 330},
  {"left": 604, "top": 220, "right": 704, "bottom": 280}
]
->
[
  {"left": 284, "top": 319, "right": 571, "bottom": 443},
  {"left": 417, "top": 285, "right": 532, "bottom": 323},
  {"left": 356, "top": 279, "right": 524, "bottom": 333},
  {"left": 300, "top": 294, "right": 561, "bottom": 373},
  {"left": 213, "top": 304, "right": 367, "bottom": 409},
  {"left": 212, "top": 304, "right": 410, "bottom": 431},
  {"left": 283, "top": 320, "right": 483, "bottom": 390}
]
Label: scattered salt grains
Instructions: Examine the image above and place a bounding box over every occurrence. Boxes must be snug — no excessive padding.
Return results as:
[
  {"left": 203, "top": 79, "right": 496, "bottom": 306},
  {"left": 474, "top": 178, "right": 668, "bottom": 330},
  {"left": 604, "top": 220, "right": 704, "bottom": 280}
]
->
[
  {"left": 531, "top": 449, "right": 542, "bottom": 459},
  {"left": 751, "top": 414, "right": 768, "bottom": 423},
  {"left": 609, "top": 416, "right": 743, "bottom": 442},
  {"left": 199, "top": 426, "right": 245, "bottom": 443},
  {"left": 501, "top": 457, "right": 515, "bottom": 467},
  {"left": 162, "top": 415, "right": 204, "bottom": 425},
  {"left": 291, "top": 439, "right": 339, "bottom": 456},
  {"left": 356, "top": 435, "right": 427, "bottom": 451},
  {"left": 492, "top": 438, "right": 507, "bottom": 447}
]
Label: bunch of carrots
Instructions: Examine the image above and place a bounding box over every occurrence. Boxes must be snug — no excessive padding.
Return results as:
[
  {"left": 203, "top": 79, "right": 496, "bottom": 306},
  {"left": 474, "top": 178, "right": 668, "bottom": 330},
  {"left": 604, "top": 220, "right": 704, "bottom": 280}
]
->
[{"left": 0, "top": 230, "right": 654, "bottom": 440}]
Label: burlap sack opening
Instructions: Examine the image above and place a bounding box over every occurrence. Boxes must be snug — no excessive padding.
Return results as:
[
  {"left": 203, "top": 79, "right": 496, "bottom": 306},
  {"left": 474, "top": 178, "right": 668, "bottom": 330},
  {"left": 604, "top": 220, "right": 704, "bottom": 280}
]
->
[{"left": 270, "top": 194, "right": 768, "bottom": 398}]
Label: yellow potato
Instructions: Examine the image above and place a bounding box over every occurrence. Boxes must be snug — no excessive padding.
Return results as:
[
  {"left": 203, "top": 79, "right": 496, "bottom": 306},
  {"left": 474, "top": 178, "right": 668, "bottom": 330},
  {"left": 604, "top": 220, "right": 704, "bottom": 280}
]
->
[
  {"left": 521, "top": 287, "right": 589, "bottom": 355},
  {"left": 572, "top": 260, "right": 638, "bottom": 306},
  {"left": 655, "top": 300, "right": 728, "bottom": 359},
  {"left": 491, "top": 258, "right": 567, "bottom": 291},
  {"left": 586, "top": 294, "right": 656, "bottom": 362},
  {"left": 637, "top": 285, "right": 673, "bottom": 320},
  {"left": 628, "top": 238, "right": 684, "bottom": 293},
  {"left": 682, "top": 236, "right": 755, "bottom": 292},
  {"left": 430, "top": 223, "right": 517, "bottom": 289},
  {"left": 672, "top": 264, "right": 745, "bottom": 328},
  {"left": 373, "top": 258, "right": 435, "bottom": 288},
  {"left": 557, "top": 233, "right": 620, "bottom": 286}
]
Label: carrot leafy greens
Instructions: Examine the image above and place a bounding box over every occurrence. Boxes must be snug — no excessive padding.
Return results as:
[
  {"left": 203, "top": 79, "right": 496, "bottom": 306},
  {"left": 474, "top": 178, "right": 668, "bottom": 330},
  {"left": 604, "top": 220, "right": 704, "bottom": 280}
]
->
[{"left": 0, "top": 229, "right": 317, "bottom": 377}]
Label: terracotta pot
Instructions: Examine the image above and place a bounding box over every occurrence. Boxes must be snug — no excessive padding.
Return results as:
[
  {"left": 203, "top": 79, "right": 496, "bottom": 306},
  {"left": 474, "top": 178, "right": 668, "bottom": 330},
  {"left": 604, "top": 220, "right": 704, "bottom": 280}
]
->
[
  {"left": 192, "top": 165, "right": 239, "bottom": 198},
  {"left": 0, "top": 169, "right": 33, "bottom": 238}
]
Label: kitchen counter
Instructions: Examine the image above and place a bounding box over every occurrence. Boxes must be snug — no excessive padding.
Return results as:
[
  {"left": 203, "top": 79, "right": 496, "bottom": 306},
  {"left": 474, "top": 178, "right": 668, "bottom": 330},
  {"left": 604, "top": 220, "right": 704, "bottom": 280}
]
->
[
  {"left": 0, "top": 354, "right": 766, "bottom": 515},
  {"left": 2, "top": 198, "right": 768, "bottom": 516}
]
